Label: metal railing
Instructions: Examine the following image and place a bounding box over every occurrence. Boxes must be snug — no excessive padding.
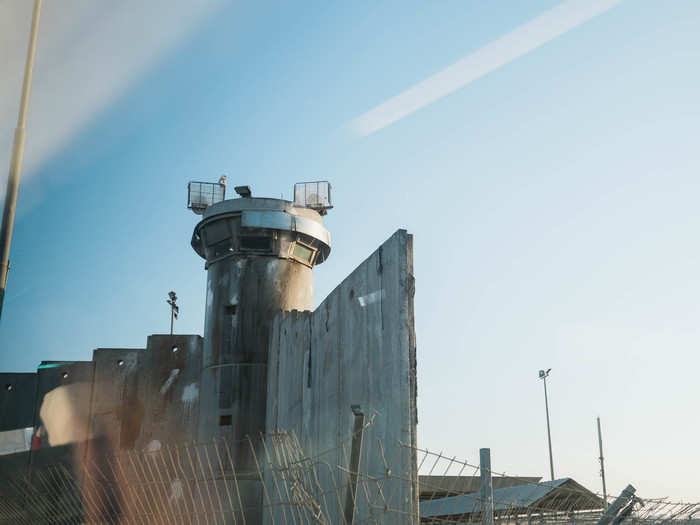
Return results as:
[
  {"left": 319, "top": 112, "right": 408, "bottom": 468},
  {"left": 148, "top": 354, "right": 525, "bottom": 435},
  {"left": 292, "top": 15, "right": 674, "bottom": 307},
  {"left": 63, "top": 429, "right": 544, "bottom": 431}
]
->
[
  {"left": 293, "top": 181, "right": 332, "bottom": 214},
  {"left": 188, "top": 181, "right": 226, "bottom": 214}
]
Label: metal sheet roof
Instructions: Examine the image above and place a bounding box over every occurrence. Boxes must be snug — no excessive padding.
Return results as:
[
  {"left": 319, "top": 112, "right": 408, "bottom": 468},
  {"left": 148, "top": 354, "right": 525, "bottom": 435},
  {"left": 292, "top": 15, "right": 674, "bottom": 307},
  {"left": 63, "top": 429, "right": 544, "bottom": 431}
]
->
[
  {"left": 419, "top": 475, "right": 542, "bottom": 500},
  {"left": 421, "top": 478, "right": 604, "bottom": 518}
]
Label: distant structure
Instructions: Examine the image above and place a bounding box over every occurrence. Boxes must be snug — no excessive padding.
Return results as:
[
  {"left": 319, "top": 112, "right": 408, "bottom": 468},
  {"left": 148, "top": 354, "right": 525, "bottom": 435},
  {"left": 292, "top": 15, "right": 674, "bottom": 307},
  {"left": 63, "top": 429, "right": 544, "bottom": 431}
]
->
[{"left": 0, "top": 180, "right": 419, "bottom": 524}]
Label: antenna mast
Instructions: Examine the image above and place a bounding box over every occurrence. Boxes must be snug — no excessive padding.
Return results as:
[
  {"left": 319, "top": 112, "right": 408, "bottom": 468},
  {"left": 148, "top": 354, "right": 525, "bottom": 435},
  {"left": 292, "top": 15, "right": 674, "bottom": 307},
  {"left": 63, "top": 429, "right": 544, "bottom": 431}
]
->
[
  {"left": 597, "top": 416, "right": 608, "bottom": 507},
  {"left": 167, "top": 291, "right": 178, "bottom": 335}
]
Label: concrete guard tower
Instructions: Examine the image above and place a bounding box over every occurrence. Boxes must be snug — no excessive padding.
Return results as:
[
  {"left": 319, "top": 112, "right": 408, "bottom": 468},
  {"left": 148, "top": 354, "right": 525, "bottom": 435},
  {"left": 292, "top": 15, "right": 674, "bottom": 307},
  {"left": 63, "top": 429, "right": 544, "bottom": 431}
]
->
[{"left": 188, "top": 181, "right": 331, "bottom": 516}]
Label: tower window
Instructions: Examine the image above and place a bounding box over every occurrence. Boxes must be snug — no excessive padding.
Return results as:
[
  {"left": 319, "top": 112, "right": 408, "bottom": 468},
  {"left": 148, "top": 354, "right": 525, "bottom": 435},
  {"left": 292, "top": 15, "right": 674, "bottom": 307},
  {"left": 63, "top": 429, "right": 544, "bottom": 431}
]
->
[
  {"left": 290, "top": 242, "right": 316, "bottom": 266},
  {"left": 239, "top": 236, "right": 272, "bottom": 252}
]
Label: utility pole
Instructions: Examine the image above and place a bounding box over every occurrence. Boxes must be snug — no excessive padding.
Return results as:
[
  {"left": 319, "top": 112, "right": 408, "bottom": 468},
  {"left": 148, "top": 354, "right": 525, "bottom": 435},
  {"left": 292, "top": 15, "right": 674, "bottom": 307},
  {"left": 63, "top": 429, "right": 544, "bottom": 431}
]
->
[
  {"left": 480, "top": 448, "right": 494, "bottom": 525},
  {"left": 597, "top": 416, "right": 608, "bottom": 507},
  {"left": 344, "top": 405, "right": 365, "bottom": 525},
  {"left": 538, "top": 368, "right": 554, "bottom": 481},
  {"left": 0, "top": 0, "right": 42, "bottom": 320},
  {"left": 167, "top": 291, "right": 178, "bottom": 335}
]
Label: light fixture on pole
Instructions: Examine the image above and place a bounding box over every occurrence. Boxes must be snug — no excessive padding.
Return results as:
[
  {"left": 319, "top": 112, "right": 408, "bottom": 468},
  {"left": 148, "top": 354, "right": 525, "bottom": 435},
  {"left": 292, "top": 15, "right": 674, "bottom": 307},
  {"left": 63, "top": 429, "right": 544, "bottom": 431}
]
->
[
  {"left": 538, "top": 368, "right": 554, "bottom": 481},
  {"left": 167, "top": 291, "right": 179, "bottom": 335}
]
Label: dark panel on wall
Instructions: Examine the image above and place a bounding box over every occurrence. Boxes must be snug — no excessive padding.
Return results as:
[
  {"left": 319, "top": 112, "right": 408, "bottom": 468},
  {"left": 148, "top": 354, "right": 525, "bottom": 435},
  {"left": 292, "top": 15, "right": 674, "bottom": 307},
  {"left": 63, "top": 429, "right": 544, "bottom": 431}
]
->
[
  {"left": 0, "top": 372, "right": 37, "bottom": 431},
  {"left": 266, "top": 311, "right": 311, "bottom": 441},
  {"left": 137, "top": 334, "right": 203, "bottom": 449},
  {"left": 89, "top": 348, "right": 143, "bottom": 452}
]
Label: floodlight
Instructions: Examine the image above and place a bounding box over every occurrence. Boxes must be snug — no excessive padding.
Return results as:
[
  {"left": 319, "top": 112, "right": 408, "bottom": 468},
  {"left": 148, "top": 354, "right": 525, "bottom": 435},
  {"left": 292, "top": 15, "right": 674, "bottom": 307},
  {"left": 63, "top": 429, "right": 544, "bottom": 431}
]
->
[
  {"left": 188, "top": 180, "right": 226, "bottom": 214},
  {"left": 235, "top": 185, "right": 252, "bottom": 198},
  {"left": 293, "top": 181, "right": 333, "bottom": 215},
  {"left": 537, "top": 366, "right": 555, "bottom": 480},
  {"left": 167, "top": 290, "right": 179, "bottom": 335}
]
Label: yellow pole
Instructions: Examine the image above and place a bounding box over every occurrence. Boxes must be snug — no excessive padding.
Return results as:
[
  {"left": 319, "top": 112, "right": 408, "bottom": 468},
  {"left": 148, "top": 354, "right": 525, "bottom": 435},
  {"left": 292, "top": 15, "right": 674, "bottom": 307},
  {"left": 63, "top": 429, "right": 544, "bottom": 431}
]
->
[{"left": 0, "top": 0, "right": 42, "bottom": 320}]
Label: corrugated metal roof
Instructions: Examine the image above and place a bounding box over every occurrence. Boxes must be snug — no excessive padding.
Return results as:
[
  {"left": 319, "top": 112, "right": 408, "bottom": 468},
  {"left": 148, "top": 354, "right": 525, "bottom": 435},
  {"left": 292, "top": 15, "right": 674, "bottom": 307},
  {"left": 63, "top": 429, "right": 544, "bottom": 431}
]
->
[
  {"left": 419, "top": 475, "right": 542, "bottom": 500},
  {"left": 421, "top": 478, "right": 603, "bottom": 518}
]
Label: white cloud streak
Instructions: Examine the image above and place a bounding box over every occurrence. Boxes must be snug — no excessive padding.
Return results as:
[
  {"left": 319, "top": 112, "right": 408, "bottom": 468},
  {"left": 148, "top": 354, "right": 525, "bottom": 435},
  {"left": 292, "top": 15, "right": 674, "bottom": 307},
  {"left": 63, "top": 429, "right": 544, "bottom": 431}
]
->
[
  {"left": 0, "top": 0, "right": 224, "bottom": 193},
  {"left": 349, "top": 0, "right": 623, "bottom": 137}
]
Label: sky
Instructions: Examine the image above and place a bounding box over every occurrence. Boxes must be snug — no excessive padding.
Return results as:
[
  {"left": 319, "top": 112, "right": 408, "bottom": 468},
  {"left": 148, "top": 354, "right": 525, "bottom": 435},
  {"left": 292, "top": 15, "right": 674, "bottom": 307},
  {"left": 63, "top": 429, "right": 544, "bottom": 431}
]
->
[{"left": 1, "top": 0, "right": 699, "bottom": 502}]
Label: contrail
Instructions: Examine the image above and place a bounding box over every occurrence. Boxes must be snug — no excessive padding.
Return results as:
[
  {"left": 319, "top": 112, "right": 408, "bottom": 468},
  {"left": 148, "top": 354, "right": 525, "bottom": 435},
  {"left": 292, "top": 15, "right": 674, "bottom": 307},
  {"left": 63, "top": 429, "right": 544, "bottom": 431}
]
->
[{"left": 349, "top": 0, "right": 623, "bottom": 136}]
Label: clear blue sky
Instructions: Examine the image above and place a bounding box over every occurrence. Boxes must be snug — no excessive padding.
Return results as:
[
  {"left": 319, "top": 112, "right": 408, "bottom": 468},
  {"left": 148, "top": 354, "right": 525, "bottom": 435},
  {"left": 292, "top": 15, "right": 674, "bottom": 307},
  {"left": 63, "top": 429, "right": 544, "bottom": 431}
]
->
[{"left": 1, "top": 0, "right": 699, "bottom": 501}]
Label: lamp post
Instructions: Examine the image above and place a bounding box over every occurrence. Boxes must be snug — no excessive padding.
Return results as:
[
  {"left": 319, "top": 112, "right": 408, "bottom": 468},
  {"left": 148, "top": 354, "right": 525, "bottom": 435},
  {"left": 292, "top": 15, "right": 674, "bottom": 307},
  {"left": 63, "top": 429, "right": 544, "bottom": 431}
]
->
[
  {"left": 167, "top": 291, "right": 178, "bottom": 335},
  {"left": 538, "top": 368, "right": 554, "bottom": 481}
]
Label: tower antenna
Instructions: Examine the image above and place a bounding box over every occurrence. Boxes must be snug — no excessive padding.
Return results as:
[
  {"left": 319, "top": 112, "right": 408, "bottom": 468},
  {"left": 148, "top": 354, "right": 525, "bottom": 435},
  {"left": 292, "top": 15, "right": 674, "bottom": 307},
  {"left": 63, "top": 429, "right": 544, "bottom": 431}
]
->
[
  {"left": 598, "top": 416, "right": 608, "bottom": 507},
  {"left": 167, "top": 291, "right": 178, "bottom": 335}
]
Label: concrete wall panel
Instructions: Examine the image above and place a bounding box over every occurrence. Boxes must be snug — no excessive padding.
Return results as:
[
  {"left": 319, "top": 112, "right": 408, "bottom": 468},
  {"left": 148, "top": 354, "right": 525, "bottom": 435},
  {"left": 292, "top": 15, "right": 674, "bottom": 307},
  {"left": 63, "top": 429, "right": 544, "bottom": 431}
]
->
[
  {"left": 28, "top": 360, "right": 96, "bottom": 481},
  {"left": 266, "top": 229, "right": 418, "bottom": 523},
  {"left": 0, "top": 372, "right": 37, "bottom": 432},
  {"left": 137, "top": 335, "right": 203, "bottom": 449},
  {"left": 266, "top": 310, "right": 311, "bottom": 439},
  {"left": 90, "top": 348, "right": 143, "bottom": 452}
]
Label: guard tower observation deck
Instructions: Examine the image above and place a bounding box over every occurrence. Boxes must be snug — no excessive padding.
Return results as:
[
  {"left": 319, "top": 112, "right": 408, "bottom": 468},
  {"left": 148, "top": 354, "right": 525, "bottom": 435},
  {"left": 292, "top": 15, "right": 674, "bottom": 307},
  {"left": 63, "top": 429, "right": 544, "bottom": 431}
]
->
[{"left": 189, "top": 181, "right": 332, "bottom": 522}]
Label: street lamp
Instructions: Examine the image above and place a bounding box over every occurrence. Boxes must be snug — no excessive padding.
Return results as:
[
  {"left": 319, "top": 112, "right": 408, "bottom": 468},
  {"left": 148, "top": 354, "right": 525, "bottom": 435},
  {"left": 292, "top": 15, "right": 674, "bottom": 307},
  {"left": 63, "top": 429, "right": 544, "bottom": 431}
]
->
[
  {"left": 538, "top": 368, "right": 554, "bottom": 481},
  {"left": 167, "top": 291, "right": 179, "bottom": 335}
]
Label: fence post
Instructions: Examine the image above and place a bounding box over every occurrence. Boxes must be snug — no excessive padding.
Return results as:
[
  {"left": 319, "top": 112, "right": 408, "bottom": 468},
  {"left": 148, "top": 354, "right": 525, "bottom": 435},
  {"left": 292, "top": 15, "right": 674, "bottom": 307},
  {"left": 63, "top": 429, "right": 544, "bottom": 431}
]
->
[
  {"left": 480, "top": 448, "right": 494, "bottom": 525},
  {"left": 596, "top": 484, "right": 636, "bottom": 525},
  {"left": 344, "top": 405, "right": 365, "bottom": 525}
]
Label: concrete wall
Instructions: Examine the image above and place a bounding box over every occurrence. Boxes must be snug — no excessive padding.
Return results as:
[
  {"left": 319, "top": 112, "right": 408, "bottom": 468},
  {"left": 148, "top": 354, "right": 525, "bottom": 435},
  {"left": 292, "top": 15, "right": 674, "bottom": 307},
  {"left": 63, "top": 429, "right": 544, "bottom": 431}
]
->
[
  {"left": 0, "top": 229, "right": 419, "bottom": 523},
  {"left": 137, "top": 335, "right": 203, "bottom": 448},
  {"left": 0, "top": 372, "right": 37, "bottom": 432},
  {"left": 266, "top": 229, "right": 418, "bottom": 523},
  {"left": 90, "top": 348, "right": 142, "bottom": 452},
  {"left": 0, "top": 373, "right": 37, "bottom": 472},
  {"left": 0, "top": 336, "right": 203, "bottom": 465}
]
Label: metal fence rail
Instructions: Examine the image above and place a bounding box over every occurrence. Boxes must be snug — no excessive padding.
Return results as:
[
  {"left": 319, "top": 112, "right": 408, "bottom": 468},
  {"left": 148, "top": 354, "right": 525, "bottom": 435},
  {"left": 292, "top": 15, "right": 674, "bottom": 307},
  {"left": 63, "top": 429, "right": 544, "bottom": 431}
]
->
[
  {"left": 409, "top": 444, "right": 700, "bottom": 525},
  {"left": 0, "top": 427, "right": 697, "bottom": 524}
]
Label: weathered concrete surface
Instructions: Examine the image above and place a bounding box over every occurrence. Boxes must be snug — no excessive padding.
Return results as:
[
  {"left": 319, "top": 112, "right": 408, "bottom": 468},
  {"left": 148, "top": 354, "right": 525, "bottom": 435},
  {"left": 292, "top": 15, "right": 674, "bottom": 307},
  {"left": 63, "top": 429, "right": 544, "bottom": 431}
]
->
[
  {"left": 89, "top": 348, "right": 143, "bottom": 452},
  {"left": 266, "top": 229, "right": 418, "bottom": 524},
  {"left": 137, "top": 334, "right": 203, "bottom": 448},
  {"left": 198, "top": 243, "right": 315, "bottom": 444},
  {"left": 199, "top": 257, "right": 312, "bottom": 442}
]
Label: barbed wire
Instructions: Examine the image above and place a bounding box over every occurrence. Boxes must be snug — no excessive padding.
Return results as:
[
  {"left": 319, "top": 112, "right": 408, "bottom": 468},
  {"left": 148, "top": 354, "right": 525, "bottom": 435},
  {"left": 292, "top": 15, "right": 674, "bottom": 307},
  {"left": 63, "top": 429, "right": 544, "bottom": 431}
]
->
[{"left": 0, "top": 421, "right": 697, "bottom": 524}]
